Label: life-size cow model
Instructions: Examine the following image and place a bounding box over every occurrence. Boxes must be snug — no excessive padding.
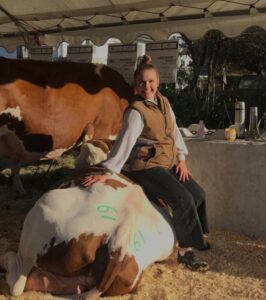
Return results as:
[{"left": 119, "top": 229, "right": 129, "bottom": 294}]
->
[
  {"left": 0, "top": 169, "right": 175, "bottom": 298},
  {"left": 0, "top": 57, "right": 133, "bottom": 195}
]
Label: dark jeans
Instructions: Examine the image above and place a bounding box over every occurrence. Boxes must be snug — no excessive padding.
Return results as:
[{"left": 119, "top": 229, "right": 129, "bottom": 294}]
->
[{"left": 123, "top": 166, "right": 209, "bottom": 248}]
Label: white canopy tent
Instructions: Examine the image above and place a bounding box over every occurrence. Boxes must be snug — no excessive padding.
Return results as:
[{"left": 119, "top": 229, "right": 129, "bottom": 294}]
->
[{"left": 0, "top": 0, "right": 266, "bottom": 51}]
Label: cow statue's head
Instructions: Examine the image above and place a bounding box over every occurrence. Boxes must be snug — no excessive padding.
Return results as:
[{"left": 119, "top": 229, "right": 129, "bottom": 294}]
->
[{"left": 75, "top": 140, "right": 113, "bottom": 170}]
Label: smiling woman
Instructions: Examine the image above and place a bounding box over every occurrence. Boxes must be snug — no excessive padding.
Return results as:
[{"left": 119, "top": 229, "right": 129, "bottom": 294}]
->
[{"left": 82, "top": 55, "right": 210, "bottom": 271}]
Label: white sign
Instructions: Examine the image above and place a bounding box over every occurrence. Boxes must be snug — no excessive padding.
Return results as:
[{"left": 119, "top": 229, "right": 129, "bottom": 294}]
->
[
  {"left": 30, "top": 47, "right": 53, "bottom": 61},
  {"left": 67, "top": 46, "right": 92, "bottom": 63},
  {"left": 107, "top": 44, "right": 141, "bottom": 84},
  {"left": 146, "top": 42, "right": 179, "bottom": 83}
]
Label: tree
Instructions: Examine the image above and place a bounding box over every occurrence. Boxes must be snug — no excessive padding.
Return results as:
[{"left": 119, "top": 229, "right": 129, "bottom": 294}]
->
[{"left": 229, "top": 27, "right": 266, "bottom": 75}]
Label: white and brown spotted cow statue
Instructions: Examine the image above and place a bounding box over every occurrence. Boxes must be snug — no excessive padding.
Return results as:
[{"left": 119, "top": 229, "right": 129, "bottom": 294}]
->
[{"left": 0, "top": 169, "right": 175, "bottom": 298}]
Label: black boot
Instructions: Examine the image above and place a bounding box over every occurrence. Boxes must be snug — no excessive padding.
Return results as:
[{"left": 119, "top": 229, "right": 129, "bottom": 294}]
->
[
  {"left": 177, "top": 251, "right": 209, "bottom": 271},
  {"left": 194, "top": 241, "right": 211, "bottom": 251}
]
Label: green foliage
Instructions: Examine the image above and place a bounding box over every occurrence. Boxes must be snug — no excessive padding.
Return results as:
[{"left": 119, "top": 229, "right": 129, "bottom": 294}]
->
[
  {"left": 160, "top": 83, "right": 201, "bottom": 126},
  {"left": 161, "top": 28, "right": 266, "bottom": 129},
  {"left": 161, "top": 74, "right": 266, "bottom": 129},
  {"left": 229, "top": 27, "right": 266, "bottom": 75},
  {"left": 160, "top": 83, "right": 233, "bottom": 128}
]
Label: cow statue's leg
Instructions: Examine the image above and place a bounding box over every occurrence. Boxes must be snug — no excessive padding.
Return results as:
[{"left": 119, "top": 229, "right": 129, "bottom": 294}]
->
[
  {"left": 24, "top": 267, "right": 91, "bottom": 295},
  {"left": 0, "top": 133, "right": 26, "bottom": 196},
  {"left": 0, "top": 251, "right": 33, "bottom": 296},
  {"left": 10, "top": 159, "right": 26, "bottom": 196},
  {"left": 0, "top": 248, "right": 96, "bottom": 297}
]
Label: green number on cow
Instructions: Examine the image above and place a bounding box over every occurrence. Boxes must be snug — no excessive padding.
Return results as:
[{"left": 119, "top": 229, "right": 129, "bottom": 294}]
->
[
  {"left": 97, "top": 205, "right": 117, "bottom": 221},
  {"left": 134, "top": 230, "right": 146, "bottom": 251}
]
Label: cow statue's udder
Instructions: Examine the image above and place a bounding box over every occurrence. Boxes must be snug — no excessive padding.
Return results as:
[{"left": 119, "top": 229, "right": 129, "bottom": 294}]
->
[{"left": 0, "top": 173, "right": 175, "bottom": 298}]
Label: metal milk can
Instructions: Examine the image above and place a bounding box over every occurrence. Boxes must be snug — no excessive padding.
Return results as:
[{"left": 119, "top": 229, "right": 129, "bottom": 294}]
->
[{"left": 234, "top": 101, "right": 245, "bottom": 138}]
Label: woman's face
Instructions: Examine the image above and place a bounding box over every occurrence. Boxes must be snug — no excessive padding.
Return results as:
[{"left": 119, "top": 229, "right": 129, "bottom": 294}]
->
[{"left": 135, "top": 68, "right": 159, "bottom": 100}]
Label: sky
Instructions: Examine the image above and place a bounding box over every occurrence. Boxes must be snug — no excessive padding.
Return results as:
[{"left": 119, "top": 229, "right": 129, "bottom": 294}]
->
[{"left": 0, "top": 47, "right": 17, "bottom": 58}]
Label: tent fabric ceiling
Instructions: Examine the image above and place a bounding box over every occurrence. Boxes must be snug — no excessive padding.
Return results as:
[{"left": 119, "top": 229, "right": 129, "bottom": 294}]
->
[{"left": 0, "top": 0, "right": 266, "bottom": 50}]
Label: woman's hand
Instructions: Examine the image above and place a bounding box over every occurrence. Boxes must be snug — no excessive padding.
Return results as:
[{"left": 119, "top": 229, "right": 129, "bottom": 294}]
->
[
  {"left": 81, "top": 174, "right": 109, "bottom": 186},
  {"left": 175, "top": 161, "right": 192, "bottom": 182}
]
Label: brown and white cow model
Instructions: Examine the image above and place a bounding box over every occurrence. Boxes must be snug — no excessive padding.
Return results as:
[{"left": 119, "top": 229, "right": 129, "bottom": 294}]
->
[
  {"left": 0, "top": 57, "right": 133, "bottom": 195},
  {"left": 0, "top": 170, "right": 175, "bottom": 298}
]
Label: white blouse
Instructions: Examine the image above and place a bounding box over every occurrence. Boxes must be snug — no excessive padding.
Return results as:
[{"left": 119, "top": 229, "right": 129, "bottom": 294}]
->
[{"left": 102, "top": 100, "right": 188, "bottom": 173}]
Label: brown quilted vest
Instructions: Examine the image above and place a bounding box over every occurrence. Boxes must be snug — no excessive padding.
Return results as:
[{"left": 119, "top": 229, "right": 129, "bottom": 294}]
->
[{"left": 125, "top": 93, "right": 178, "bottom": 171}]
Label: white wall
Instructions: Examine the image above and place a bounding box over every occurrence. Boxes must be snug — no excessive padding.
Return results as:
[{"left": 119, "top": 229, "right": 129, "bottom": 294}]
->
[{"left": 186, "top": 139, "right": 266, "bottom": 238}]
